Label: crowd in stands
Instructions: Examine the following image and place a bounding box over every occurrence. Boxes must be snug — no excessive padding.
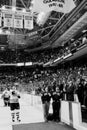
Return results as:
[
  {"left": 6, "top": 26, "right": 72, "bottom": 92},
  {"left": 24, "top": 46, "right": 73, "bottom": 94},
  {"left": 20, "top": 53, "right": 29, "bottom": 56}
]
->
[
  {"left": 0, "top": 31, "right": 87, "bottom": 64},
  {"left": 0, "top": 62, "right": 87, "bottom": 108}
]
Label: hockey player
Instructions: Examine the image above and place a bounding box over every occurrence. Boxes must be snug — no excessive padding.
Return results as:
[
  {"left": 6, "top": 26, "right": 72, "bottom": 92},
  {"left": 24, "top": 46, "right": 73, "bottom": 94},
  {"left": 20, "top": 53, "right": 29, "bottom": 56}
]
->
[
  {"left": 1, "top": 88, "right": 10, "bottom": 107},
  {"left": 9, "top": 86, "right": 21, "bottom": 122}
]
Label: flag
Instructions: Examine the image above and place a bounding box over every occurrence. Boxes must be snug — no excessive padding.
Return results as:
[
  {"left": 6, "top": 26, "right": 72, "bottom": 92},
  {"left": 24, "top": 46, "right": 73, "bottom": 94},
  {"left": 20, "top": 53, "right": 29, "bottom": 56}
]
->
[
  {"left": 3, "top": 13, "right": 13, "bottom": 27},
  {"left": 14, "top": 14, "right": 23, "bottom": 28},
  {"left": 24, "top": 15, "right": 33, "bottom": 30},
  {"left": 33, "top": 0, "right": 76, "bottom": 13}
]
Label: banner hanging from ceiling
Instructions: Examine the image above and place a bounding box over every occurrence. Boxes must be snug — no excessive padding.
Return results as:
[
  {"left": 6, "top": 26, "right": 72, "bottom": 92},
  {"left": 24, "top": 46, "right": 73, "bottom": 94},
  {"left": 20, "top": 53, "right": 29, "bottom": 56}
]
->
[
  {"left": 0, "top": 12, "right": 2, "bottom": 27},
  {"left": 3, "top": 13, "right": 13, "bottom": 27},
  {"left": 33, "top": 0, "right": 76, "bottom": 13},
  {"left": 65, "top": 0, "right": 76, "bottom": 13},
  {"left": 24, "top": 15, "right": 33, "bottom": 30},
  {"left": 14, "top": 14, "right": 23, "bottom": 28}
]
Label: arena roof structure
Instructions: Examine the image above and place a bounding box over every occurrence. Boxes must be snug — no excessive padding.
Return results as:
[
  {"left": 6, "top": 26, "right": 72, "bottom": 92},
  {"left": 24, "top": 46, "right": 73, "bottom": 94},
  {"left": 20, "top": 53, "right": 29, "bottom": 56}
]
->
[
  {"left": 0, "top": 0, "right": 85, "bottom": 54},
  {"left": 0, "top": 0, "right": 80, "bottom": 51}
]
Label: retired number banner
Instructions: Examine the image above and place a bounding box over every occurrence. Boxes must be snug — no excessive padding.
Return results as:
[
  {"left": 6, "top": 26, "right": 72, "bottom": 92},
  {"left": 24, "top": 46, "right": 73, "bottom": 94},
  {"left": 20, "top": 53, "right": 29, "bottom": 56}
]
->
[
  {"left": 3, "top": 13, "right": 13, "bottom": 27},
  {"left": 24, "top": 15, "right": 33, "bottom": 30},
  {"left": 0, "top": 12, "right": 2, "bottom": 27},
  {"left": 14, "top": 14, "right": 23, "bottom": 28}
]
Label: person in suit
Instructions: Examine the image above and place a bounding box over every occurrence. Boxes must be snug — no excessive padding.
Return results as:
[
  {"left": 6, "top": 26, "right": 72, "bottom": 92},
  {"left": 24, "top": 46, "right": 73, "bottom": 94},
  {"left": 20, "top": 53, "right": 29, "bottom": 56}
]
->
[
  {"left": 41, "top": 86, "right": 51, "bottom": 122},
  {"left": 51, "top": 87, "right": 61, "bottom": 122}
]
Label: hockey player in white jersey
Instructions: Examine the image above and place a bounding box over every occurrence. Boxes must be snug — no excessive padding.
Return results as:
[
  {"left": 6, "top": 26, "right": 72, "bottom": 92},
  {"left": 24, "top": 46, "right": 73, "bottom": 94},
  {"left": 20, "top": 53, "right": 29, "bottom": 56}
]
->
[
  {"left": 1, "top": 88, "right": 10, "bottom": 106},
  {"left": 9, "top": 86, "right": 21, "bottom": 122}
]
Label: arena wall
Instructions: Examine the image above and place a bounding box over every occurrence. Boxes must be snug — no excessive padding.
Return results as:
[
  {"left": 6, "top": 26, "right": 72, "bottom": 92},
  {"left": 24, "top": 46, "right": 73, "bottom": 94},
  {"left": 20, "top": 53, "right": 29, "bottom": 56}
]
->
[
  {"left": 0, "top": 93, "right": 87, "bottom": 130},
  {"left": 25, "top": 94, "right": 87, "bottom": 130}
]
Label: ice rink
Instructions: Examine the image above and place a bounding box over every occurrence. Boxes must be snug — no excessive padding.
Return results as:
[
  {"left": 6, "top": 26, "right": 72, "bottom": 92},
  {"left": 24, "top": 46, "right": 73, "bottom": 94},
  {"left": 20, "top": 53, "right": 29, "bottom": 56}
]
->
[{"left": 0, "top": 93, "right": 75, "bottom": 130}]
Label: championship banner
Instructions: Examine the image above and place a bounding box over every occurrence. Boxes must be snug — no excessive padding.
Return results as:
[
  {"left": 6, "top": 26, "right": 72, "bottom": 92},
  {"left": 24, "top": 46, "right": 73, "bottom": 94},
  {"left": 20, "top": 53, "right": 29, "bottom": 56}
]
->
[
  {"left": 0, "top": 12, "right": 2, "bottom": 27},
  {"left": 33, "top": 0, "right": 76, "bottom": 13},
  {"left": 3, "top": 13, "right": 13, "bottom": 27},
  {"left": 14, "top": 14, "right": 23, "bottom": 28},
  {"left": 65, "top": 0, "right": 76, "bottom": 13},
  {"left": 24, "top": 15, "right": 33, "bottom": 30}
]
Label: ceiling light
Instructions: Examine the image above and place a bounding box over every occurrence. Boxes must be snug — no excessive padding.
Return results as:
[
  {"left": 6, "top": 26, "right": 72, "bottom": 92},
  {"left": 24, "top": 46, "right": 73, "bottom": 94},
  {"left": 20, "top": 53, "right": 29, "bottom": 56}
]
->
[
  {"left": 49, "top": 22, "right": 51, "bottom": 25},
  {"left": 31, "top": 0, "right": 34, "bottom": 4},
  {"left": 82, "top": 30, "right": 87, "bottom": 33},
  {"left": 6, "top": 30, "right": 10, "bottom": 34},
  {"left": 12, "top": 6, "right": 16, "bottom": 11},
  {"left": 1, "top": 47, "right": 5, "bottom": 51},
  {"left": 29, "top": 6, "right": 33, "bottom": 10},
  {"left": 71, "top": 38, "right": 74, "bottom": 41},
  {"left": 0, "top": 29, "right": 2, "bottom": 34},
  {"left": 22, "top": 8, "right": 26, "bottom": 13},
  {"left": 31, "top": 0, "right": 34, "bottom": 7},
  {"left": 2, "top": 5, "right": 5, "bottom": 10}
]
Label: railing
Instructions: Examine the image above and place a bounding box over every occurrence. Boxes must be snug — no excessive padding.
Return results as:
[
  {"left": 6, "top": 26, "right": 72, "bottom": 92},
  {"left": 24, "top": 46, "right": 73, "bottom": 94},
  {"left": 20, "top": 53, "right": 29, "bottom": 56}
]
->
[{"left": 49, "top": 0, "right": 87, "bottom": 41}]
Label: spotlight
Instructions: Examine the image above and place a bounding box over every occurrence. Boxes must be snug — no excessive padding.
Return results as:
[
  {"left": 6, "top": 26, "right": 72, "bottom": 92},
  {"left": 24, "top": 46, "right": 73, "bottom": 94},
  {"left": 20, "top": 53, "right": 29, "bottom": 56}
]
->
[
  {"left": 31, "top": 0, "right": 34, "bottom": 4},
  {"left": 6, "top": 30, "right": 10, "bottom": 34},
  {"left": 1, "top": 5, "right": 5, "bottom": 10},
  {"left": 29, "top": 6, "right": 33, "bottom": 10},
  {"left": 12, "top": 6, "right": 16, "bottom": 11},
  {"left": 22, "top": 8, "right": 26, "bottom": 13},
  {"left": 1, "top": 47, "right": 5, "bottom": 51},
  {"left": 0, "top": 29, "right": 2, "bottom": 34}
]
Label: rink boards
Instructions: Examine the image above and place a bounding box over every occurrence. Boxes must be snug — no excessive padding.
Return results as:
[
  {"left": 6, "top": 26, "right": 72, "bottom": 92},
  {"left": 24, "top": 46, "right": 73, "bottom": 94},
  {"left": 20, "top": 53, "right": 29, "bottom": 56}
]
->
[{"left": 0, "top": 93, "right": 87, "bottom": 130}]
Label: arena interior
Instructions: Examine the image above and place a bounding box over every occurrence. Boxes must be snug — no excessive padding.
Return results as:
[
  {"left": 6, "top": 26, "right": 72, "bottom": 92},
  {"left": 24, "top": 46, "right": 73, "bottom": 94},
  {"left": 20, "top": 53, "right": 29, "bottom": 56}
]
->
[{"left": 0, "top": 0, "right": 87, "bottom": 130}]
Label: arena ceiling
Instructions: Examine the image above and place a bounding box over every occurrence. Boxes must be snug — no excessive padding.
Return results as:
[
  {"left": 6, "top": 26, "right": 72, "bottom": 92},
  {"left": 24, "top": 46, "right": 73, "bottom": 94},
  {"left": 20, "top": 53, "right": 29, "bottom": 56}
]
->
[{"left": 0, "top": 0, "right": 81, "bottom": 52}]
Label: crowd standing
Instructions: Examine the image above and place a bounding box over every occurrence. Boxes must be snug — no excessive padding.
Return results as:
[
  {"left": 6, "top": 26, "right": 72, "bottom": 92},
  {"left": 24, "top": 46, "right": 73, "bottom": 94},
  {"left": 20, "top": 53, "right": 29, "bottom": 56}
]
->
[{"left": 0, "top": 64, "right": 87, "bottom": 107}]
